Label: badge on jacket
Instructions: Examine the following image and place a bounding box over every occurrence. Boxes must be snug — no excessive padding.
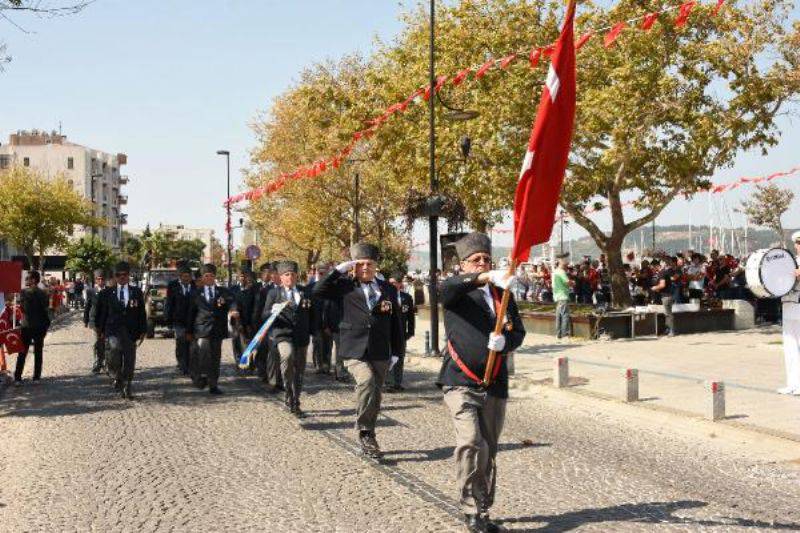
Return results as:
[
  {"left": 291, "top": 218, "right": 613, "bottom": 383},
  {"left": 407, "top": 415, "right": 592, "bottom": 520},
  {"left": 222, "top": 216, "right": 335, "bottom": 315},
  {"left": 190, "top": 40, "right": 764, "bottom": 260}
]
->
[
  {"left": 216, "top": 297, "right": 226, "bottom": 308},
  {"left": 129, "top": 298, "right": 138, "bottom": 308},
  {"left": 300, "top": 298, "right": 312, "bottom": 309},
  {"left": 401, "top": 304, "right": 409, "bottom": 313},
  {"left": 379, "top": 300, "right": 393, "bottom": 313}
]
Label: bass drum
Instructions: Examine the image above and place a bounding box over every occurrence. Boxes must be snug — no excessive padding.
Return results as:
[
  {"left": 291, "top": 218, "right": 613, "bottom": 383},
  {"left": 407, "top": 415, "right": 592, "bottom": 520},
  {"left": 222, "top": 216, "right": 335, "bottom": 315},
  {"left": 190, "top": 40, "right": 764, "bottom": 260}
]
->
[{"left": 745, "top": 248, "right": 797, "bottom": 299}]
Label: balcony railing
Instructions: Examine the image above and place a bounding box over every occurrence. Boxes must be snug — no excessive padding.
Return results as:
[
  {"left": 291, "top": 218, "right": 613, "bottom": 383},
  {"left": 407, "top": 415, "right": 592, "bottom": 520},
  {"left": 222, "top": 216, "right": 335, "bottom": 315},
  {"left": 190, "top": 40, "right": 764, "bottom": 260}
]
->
[{"left": 119, "top": 195, "right": 128, "bottom": 205}]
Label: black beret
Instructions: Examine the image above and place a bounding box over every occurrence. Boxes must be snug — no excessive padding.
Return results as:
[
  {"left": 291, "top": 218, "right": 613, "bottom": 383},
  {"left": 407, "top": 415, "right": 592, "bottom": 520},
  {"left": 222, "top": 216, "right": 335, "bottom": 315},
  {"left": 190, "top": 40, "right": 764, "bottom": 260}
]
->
[
  {"left": 259, "top": 262, "right": 274, "bottom": 272},
  {"left": 201, "top": 263, "right": 217, "bottom": 275},
  {"left": 276, "top": 260, "right": 299, "bottom": 275},
  {"left": 114, "top": 261, "right": 131, "bottom": 274},
  {"left": 454, "top": 232, "right": 491, "bottom": 261},
  {"left": 178, "top": 265, "right": 192, "bottom": 274},
  {"left": 389, "top": 270, "right": 406, "bottom": 281},
  {"left": 93, "top": 269, "right": 106, "bottom": 278},
  {"left": 350, "top": 243, "right": 379, "bottom": 261}
]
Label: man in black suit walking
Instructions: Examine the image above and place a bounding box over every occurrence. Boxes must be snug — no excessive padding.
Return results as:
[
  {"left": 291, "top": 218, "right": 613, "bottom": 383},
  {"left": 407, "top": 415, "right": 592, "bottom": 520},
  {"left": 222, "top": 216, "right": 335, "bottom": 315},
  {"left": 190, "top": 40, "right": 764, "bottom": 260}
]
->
[
  {"left": 313, "top": 243, "right": 404, "bottom": 458},
  {"left": 165, "top": 264, "right": 195, "bottom": 376},
  {"left": 436, "top": 232, "right": 525, "bottom": 532},
  {"left": 262, "top": 260, "right": 314, "bottom": 417},
  {"left": 386, "top": 271, "right": 415, "bottom": 392},
  {"left": 84, "top": 269, "right": 107, "bottom": 374},
  {"left": 94, "top": 261, "right": 148, "bottom": 399},
  {"left": 233, "top": 269, "right": 258, "bottom": 367},
  {"left": 252, "top": 261, "right": 283, "bottom": 391},
  {"left": 13, "top": 271, "right": 51, "bottom": 385},
  {"left": 188, "top": 263, "right": 236, "bottom": 395}
]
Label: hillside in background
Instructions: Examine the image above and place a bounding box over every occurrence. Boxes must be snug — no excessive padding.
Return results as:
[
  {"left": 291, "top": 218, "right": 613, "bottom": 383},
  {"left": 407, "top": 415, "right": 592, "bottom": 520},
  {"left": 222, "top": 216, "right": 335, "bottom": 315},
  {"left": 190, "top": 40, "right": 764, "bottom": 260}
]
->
[{"left": 408, "top": 225, "right": 795, "bottom": 271}]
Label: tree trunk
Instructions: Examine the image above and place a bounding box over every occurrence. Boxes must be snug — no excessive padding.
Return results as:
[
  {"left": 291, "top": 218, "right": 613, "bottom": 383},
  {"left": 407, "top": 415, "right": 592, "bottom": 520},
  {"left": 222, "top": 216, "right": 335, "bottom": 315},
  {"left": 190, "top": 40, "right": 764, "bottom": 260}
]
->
[
  {"left": 603, "top": 236, "right": 632, "bottom": 308},
  {"left": 475, "top": 218, "right": 488, "bottom": 233}
]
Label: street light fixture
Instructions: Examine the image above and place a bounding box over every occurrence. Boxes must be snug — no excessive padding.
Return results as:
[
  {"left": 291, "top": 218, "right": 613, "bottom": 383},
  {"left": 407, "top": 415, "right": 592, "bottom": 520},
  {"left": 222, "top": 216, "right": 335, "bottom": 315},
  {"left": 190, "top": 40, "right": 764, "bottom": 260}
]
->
[{"left": 216, "top": 149, "right": 232, "bottom": 286}]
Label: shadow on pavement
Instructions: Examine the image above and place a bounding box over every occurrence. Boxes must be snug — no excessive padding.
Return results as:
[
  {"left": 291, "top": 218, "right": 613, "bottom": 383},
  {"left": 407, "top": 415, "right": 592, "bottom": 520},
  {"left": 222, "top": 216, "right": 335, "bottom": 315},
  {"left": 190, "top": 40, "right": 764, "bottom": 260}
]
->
[
  {"left": 381, "top": 441, "right": 550, "bottom": 465},
  {"left": 499, "top": 500, "right": 800, "bottom": 532}
]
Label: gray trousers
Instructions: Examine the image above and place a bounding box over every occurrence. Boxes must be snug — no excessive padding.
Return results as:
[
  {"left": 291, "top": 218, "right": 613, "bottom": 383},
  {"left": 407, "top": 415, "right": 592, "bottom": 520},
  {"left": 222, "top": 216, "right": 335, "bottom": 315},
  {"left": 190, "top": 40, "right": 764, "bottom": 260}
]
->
[
  {"left": 197, "top": 337, "right": 222, "bottom": 388},
  {"left": 555, "top": 300, "right": 571, "bottom": 338},
  {"left": 267, "top": 341, "right": 283, "bottom": 387},
  {"left": 662, "top": 296, "right": 675, "bottom": 335},
  {"left": 277, "top": 341, "right": 308, "bottom": 409},
  {"left": 106, "top": 331, "right": 136, "bottom": 383},
  {"left": 173, "top": 326, "right": 190, "bottom": 374},
  {"left": 332, "top": 334, "right": 347, "bottom": 377},
  {"left": 443, "top": 386, "right": 506, "bottom": 515},
  {"left": 345, "top": 359, "right": 390, "bottom": 432},
  {"left": 93, "top": 330, "right": 106, "bottom": 370},
  {"left": 312, "top": 330, "right": 333, "bottom": 371}
]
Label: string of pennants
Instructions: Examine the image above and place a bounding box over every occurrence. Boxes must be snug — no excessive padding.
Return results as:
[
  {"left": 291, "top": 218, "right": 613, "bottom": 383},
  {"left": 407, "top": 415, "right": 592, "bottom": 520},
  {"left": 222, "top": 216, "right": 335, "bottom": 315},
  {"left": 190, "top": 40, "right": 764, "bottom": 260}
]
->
[
  {"left": 410, "top": 164, "right": 800, "bottom": 243},
  {"left": 225, "top": 0, "right": 726, "bottom": 211}
]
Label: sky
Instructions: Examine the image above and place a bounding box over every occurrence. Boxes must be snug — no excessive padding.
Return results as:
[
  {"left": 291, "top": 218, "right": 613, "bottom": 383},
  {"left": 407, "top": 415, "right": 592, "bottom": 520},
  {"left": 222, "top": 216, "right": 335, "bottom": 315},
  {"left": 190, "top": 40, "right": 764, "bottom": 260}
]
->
[{"left": 1, "top": 0, "right": 799, "bottom": 254}]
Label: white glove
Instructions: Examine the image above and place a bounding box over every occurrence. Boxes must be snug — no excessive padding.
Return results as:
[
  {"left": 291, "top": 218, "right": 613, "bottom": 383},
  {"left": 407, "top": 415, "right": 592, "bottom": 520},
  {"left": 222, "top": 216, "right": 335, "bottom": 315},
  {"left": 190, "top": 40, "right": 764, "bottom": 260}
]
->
[
  {"left": 488, "top": 270, "right": 516, "bottom": 290},
  {"left": 270, "top": 304, "right": 284, "bottom": 315},
  {"left": 336, "top": 260, "right": 358, "bottom": 273},
  {"left": 389, "top": 355, "right": 399, "bottom": 370},
  {"left": 487, "top": 333, "right": 506, "bottom": 352},
  {"left": 375, "top": 272, "right": 385, "bottom": 281}
]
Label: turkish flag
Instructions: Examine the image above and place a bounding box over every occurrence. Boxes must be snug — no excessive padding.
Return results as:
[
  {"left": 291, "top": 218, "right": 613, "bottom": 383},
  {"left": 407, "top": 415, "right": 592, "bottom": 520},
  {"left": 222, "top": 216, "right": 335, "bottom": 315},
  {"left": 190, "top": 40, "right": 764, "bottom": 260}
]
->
[{"left": 511, "top": 0, "right": 577, "bottom": 262}]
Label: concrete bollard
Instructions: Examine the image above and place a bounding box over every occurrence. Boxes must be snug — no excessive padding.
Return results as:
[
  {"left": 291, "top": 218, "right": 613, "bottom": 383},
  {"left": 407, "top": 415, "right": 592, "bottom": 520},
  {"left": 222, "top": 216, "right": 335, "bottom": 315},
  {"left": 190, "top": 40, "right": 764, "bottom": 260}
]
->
[
  {"left": 554, "top": 357, "right": 569, "bottom": 388},
  {"left": 623, "top": 368, "right": 639, "bottom": 402},
  {"left": 707, "top": 381, "right": 725, "bottom": 421}
]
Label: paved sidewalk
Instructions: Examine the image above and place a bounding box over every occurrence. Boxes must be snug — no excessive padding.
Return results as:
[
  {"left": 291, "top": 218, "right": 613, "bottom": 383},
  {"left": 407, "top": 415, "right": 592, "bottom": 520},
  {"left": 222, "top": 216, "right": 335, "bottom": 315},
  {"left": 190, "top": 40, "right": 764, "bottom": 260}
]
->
[{"left": 407, "top": 317, "right": 800, "bottom": 441}]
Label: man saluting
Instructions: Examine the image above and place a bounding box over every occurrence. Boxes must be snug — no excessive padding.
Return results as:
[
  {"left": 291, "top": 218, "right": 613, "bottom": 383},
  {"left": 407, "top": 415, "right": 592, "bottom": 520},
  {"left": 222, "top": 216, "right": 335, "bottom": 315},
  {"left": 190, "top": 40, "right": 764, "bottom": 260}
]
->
[
  {"left": 437, "top": 232, "right": 525, "bottom": 533},
  {"left": 313, "top": 243, "right": 404, "bottom": 459}
]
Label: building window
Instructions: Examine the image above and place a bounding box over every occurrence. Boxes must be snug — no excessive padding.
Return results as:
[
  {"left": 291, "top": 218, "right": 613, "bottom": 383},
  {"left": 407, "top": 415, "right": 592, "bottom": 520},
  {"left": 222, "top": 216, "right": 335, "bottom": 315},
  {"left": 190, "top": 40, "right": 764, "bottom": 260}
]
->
[
  {"left": 23, "top": 157, "right": 30, "bottom": 167},
  {"left": 0, "top": 155, "right": 9, "bottom": 169},
  {"left": 67, "top": 157, "right": 74, "bottom": 169}
]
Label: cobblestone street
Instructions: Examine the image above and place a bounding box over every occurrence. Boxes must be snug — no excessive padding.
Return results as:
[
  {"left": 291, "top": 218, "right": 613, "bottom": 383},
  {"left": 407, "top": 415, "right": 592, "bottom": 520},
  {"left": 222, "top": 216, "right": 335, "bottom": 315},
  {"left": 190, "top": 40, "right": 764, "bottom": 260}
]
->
[{"left": 2, "top": 315, "right": 800, "bottom": 532}]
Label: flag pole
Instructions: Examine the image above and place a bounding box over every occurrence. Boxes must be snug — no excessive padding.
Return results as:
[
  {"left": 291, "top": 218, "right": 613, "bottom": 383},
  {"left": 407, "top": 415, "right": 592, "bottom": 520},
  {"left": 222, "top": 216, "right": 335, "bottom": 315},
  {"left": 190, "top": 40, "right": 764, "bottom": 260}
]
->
[{"left": 482, "top": 258, "right": 517, "bottom": 386}]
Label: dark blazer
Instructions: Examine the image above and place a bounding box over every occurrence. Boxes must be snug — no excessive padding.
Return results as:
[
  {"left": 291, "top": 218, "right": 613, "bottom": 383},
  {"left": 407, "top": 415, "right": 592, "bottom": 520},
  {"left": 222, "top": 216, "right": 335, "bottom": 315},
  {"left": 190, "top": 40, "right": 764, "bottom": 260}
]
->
[
  {"left": 165, "top": 280, "right": 195, "bottom": 328},
  {"left": 262, "top": 284, "right": 314, "bottom": 346},
  {"left": 235, "top": 284, "right": 258, "bottom": 334},
  {"left": 188, "top": 285, "right": 234, "bottom": 339},
  {"left": 20, "top": 287, "right": 51, "bottom": 335},
  {"left": 84, "top": 285, "right": 100, "bottom": 327},
  {"left": 251, "top": 281, "right": 276, "bottom": 329},
  {"left": 436, "top": 274, "right": 526, "bottom": 399},
  {"left": 322, "top": 298, "right": 343, "bottom": 333},
  {"left": 94, "top": 285, "right": 148, "bottom": 338},
  {"left": 398, "top": 291, "right": 416, "bottom": 341},
  {"left": 312, "top": 270, "right": 403, "bottom": 361}
]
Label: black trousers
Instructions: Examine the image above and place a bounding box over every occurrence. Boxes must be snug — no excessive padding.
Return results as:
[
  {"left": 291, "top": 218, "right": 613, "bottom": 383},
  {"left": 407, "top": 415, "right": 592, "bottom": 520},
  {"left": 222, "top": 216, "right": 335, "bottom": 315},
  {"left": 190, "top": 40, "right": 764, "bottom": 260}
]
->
[
  {"left": 197, "top": 337, "right": 223, "bottom": 388},
  {"left": 14, "top": 328, "right": 46, "bottom": 381},
  {"left": 106, "top": 331, "right": 137, "bottom": 383},
  {"left": 312, "top": 330, "right": 333, "bottom": 371},
  {"left": 93, "top": 330, "right": 106, "bottom": 370},
  {"left": 173, "top": 326, "right": 190, "bottom": 374}
]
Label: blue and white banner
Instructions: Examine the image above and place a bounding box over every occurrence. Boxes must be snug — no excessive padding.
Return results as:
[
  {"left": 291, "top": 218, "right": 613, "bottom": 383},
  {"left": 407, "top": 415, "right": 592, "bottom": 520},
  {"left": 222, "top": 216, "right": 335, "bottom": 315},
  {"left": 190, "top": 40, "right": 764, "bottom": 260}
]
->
[{"left": 238, "top": 302, "right": 289, "bottom": 370}]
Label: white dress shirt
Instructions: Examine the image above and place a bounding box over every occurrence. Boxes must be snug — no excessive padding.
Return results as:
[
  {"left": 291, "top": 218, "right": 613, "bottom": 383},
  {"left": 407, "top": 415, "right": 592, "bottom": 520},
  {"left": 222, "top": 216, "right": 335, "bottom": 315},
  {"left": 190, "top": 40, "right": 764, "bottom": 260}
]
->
[
  {"left": 204, "top": 285, "right": 216, "bottom": 303},
  {"left": 361, "top": 281, "right": 381, "bottom": 309},
  {"left": 117, "top": 284, "right": 130, "bottom": 307},
  {"left": 284, "top": 287, "right": 301, "bottom": 305}
]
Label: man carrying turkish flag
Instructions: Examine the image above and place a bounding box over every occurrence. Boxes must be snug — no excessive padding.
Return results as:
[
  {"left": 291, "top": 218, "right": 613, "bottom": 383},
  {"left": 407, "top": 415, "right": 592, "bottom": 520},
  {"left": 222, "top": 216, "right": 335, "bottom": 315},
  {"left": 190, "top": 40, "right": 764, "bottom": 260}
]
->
[{"left": 512, "top": 0, "right": 577, "bottom": 262}]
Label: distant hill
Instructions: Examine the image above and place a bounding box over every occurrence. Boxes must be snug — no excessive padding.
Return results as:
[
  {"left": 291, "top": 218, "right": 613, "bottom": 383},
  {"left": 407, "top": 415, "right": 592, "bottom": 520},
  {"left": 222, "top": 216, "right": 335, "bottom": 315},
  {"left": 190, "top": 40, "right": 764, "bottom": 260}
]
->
[{"left": 408, "top": 224, "right": 794, "bottom": 271}]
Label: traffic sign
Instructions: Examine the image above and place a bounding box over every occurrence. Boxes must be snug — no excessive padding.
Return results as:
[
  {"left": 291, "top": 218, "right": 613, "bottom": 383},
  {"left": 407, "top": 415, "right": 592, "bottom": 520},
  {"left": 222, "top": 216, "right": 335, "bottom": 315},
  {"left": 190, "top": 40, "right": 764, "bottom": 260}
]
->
[{"left": 245, "top": 245, "right": 261, "bottom": 261}]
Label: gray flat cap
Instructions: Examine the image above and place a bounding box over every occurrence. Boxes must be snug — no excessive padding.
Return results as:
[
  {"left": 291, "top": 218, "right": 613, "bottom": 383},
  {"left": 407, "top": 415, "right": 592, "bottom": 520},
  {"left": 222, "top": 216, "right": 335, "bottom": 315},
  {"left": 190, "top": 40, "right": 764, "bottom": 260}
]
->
[
  {"left": 350, "top": 243, "right": 379, "bottom": 261},
  {"left": 455, "top": 232, "right": 491, "bottom": 260},
  {"left": 276, "top": 260, "right": 299, "bottom": 275}
]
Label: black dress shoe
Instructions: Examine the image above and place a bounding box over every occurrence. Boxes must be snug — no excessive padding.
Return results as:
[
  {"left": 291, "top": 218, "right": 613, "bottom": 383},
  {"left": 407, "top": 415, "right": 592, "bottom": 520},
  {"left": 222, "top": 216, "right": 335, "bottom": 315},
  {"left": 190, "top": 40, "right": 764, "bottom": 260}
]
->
[
  {"left": 112, "top": 379, "right": 121, "bottom": 390},
  {"left": 464, "top": 514, "right": 486, "bottom": 533},
  {"left": 209, "top": 387, "right": 223, "bottom": 395},
  {"left": 122, "top": 384, "right": 133, "bottom": 400},
  {"left": 293, "top": 407, "right": 307, "bottom": 419},
  {"left": 359, "top": 431, "right": 383, "bottom": 459},
  {"left": 481, "top": 515, "right": 500, "bottom": 533},
  {"left": 91, "top": 366, "right": 102, "bottom": 374}
]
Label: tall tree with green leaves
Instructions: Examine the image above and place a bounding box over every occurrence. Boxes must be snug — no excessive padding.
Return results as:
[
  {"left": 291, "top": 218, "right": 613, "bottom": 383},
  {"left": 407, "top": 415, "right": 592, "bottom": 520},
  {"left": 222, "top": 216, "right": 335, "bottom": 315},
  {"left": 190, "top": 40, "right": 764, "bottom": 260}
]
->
[
  {"left": 0, "top": 165, "right": 103, "bottom": 271},
  {"left": 65, "top": 236, "right": 117, "bottom": 277},
  {"left": 740, "top": 184, "right": 795, "bottom": 247}
]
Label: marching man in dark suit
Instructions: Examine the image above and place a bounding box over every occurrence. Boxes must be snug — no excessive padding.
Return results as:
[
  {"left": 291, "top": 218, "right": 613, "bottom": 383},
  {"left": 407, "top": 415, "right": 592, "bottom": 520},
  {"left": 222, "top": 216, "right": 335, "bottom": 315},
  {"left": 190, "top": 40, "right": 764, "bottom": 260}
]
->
[
  {"left": 437, "top": 232, "right": 525, "bottom": 533},
  {"left": 313, "top": 243, "right": 404, "bottom": 459},
  {"left": 252, "top": 262, "right": 283, "bottom": 391},
  {"left": 94, "top": 261, "right": 148, "bottom": 399},
  {"left": 165, "top": 265, "right": 195, "bottom": 376},
  {"left": 84, "top": 269, "right": 106, "bottom": 374},
  {"left": 386, "top": 271, "right": 415, "bottom": 392},
  {"left": 262, "top": 260, "right": 314, "bottom": 417},
  {"left": 188, "top": 263, "right": 236, "bottom": 395}
]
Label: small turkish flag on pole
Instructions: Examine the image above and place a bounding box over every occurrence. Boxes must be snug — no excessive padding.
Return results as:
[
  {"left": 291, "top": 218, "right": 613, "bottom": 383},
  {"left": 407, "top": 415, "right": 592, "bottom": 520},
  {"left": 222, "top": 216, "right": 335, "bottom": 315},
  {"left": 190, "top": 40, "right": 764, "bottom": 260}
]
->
[{"left": 511, "top": 0, "right": 577, "bottom": 263}]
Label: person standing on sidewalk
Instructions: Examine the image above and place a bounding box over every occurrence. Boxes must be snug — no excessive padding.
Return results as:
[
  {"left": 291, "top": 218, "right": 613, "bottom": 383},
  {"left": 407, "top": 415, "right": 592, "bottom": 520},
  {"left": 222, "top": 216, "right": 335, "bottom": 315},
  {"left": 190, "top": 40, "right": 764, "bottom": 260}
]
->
[
  {"left": 386, "top": 271, "right": 415, "bottom": 392},
  {"left": 436, "top": 232, "right": 525, "bottom": 533},
  {"left": 165, "top": 265, "right": 195, "bottom": 376},
  {"left": 188, "top": 263, "right": 236, "bottom": 395},
  {"left": 313, "top": 243, "right": 404, "bottom": 459},
  {"left": 94, "top": 262, "right": 147, "bottom": 399},
  {"left": 652, "top": 256, "right": 678, "bottom": 337},
  {"left": 552, "top": 255, "right": 572, "bottom": 339},
  {"left": 13, "top": 271, "right": 51, "bottom": 385},
  {"left": 263, "top": 260, "right": 313, "bottom": 417},
  {"left": 779, "top": 232, "right": 800, "bottom": 395},
  {"left": 84, "top": 269, "right": 107, "bottom": 374}
]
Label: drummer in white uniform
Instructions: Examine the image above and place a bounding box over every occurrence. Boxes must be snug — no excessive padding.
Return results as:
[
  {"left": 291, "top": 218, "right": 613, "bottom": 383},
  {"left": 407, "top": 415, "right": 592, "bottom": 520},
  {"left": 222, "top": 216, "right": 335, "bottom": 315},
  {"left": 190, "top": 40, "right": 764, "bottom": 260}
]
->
[{"left": 779, "top": 231, "right": 800, "bottom": 395}]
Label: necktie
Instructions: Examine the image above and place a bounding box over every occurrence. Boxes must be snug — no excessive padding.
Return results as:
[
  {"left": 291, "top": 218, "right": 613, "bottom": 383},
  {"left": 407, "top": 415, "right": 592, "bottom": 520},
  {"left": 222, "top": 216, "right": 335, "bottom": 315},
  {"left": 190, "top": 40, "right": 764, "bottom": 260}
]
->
[
  {"left": 367, "top": 284, "right": 378, "bottom": 310},
  {"left": 118, "top": 286, "right": 124, "bottom": 303},
  {"left": 183, "top": 284, "right": 188, "bottom": 296}
]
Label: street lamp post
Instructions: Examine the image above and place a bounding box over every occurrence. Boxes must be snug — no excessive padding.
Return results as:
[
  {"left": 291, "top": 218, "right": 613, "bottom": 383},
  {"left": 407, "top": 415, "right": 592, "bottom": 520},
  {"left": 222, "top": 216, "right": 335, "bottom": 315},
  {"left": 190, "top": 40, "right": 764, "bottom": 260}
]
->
[
  {"left": 428, "top": 0, "right": 441, "bottom": 355},
  {"left": 216, "top": 150, "right": 232, "bottom": 286}
]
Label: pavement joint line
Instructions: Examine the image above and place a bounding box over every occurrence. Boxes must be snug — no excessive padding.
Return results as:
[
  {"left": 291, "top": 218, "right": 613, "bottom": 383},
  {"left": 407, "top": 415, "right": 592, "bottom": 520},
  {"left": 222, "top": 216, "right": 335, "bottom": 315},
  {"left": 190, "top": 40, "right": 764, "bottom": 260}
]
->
[
  {"left": 512, "top": 346, "right": 782, "bottom": 395},
  {"left": 229, "top": 364, "right": 463, "bottom": 521}
]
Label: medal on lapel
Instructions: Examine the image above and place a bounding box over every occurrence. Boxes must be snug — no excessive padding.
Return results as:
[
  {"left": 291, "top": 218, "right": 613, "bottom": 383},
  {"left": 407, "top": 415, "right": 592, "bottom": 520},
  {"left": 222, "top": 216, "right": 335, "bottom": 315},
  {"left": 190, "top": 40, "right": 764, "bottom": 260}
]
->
[
  {"left": 129, "top": 298, "right": 138, "bottom": 308},
  {"left": 216, "top": 297, "right": 226, "bottom": 308},
  {"left": 401, "top": 305, "right": 409, "bottom": 313},
  {"left": 380, "top": 300, "right": 392, "bottom": 313},
  {"left": 300, "top": 298, "right": 311, "bottom": 309}
]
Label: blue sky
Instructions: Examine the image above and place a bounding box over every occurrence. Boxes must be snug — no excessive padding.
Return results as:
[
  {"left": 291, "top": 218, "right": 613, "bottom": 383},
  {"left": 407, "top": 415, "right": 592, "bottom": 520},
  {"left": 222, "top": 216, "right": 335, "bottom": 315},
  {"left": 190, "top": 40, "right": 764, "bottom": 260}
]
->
[{"left": 1, "top": 0, "right": 798, "bottom": 251}]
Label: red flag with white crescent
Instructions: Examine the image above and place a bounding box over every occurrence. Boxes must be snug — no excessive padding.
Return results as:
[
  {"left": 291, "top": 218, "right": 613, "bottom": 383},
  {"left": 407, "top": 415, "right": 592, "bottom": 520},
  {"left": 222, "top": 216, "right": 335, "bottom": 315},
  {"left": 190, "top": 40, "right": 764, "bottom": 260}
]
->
[{"left": 511, "top": 0, "right": 577, "bottom": 262}]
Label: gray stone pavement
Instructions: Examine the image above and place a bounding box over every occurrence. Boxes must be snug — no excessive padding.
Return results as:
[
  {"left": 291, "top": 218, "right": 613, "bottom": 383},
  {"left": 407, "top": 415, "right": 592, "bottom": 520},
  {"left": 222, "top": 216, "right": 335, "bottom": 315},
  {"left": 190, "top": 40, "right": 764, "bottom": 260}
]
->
[{"left": 2, "top": 315, "right": 800, "bottom": 532}]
